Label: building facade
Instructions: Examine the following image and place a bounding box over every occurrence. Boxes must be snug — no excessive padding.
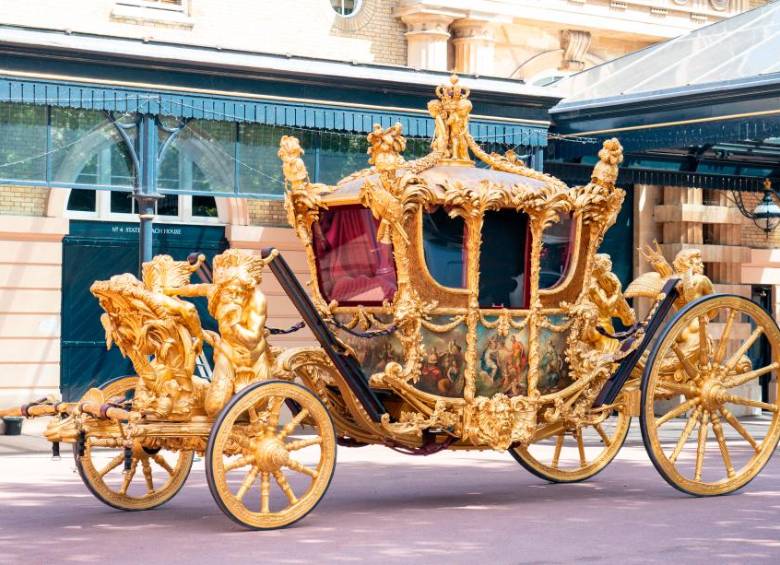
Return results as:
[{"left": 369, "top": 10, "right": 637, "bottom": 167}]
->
[
  {"left": 0, "top": 0, "right": 769, "bottom": 406},
  {"left": 0, "top": 2, "right": 557, "bottom": 405}
]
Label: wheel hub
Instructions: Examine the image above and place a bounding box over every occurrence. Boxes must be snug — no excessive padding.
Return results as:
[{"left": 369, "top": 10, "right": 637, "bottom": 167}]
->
[
  {"left": 699, "top": 378, "right": 726, "bottom": 411},
  {"left": 255, "top": 438, "right": 289, "bottom": 472}
]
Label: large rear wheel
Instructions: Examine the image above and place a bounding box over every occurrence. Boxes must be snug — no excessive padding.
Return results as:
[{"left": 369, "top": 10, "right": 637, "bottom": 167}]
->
[
  {"left": 641, "top": 294, "right": 780, "bottom": 496},
  {"left": 206, "top": 380, "right": 336, "bottom": 530}
]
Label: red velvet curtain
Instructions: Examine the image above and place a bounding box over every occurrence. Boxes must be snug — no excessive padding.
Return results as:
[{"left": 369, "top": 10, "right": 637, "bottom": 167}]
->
[{"left": 313, "top": 206, "right": 397, "bottom": 304}]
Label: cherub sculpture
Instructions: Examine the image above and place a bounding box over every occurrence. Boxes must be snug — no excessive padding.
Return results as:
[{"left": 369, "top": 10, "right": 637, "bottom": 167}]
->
[
  {"left": 367, "top": 122, "right": 406, "bottom": 172},
  {"left": 583, "top": 253, "right": 636, "bottom": 353}
]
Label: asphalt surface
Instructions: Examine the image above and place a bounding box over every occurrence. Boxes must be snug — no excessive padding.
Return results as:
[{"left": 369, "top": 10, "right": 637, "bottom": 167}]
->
[{"left": 1, "top": 424, "right": 779, "bottom": 565}]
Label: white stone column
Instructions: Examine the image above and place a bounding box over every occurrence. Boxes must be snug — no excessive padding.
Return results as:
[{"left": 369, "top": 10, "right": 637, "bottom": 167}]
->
[
  {"left": 399, "top": 10, "right": 456, "bottom": 71},
  {"left": 451, "top": 18, "right": 496, "bottom": 76}
]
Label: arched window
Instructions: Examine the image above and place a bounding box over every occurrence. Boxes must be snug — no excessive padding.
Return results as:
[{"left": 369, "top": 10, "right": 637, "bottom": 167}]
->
[{"left": 330, "top": 0, "right": 361, "bottom": 17}]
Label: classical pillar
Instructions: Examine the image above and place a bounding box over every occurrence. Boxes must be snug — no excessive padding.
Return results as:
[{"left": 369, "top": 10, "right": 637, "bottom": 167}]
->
[
  {"left": 398, "top": 9, "right": 457, "bottom": 71},
  {"left": 451, "top": 18, "right": 495, "bottom": 76}
]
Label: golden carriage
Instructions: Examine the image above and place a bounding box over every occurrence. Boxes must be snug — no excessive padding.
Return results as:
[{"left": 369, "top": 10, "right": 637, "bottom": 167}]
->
[{"left": 4, "top": 76, "right": 780, "bottom": 529}]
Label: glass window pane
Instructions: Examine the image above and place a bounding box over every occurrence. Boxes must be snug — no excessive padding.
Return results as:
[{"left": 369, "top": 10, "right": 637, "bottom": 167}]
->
[
  {"left": 110, "top": 190, "right": 133, "bottom": 214},
  {"left": 539, "top": 215, "right": 575, "bottom": 289},
  {"left": 192, "top": 195, "right": 218, "bottom": 217},
  {"left": 0, "top": 103, "right": 47, "bottom": 181},
  {"left": 317, "top": 133, "right": 368, "bottom": 185},
  {"left": 422, "top": 207, "right": 466, "bottom": 288},
  {"left": 67, "top": 188, "right": 97, "bottom": 212},
  {"left": 157, "top": 194, "right": 179, "bottom": 216},
  {"left": 479, "top": 210, "right": 529, "bottom": 309},
  {"left": 312, "top": 205, "right": 397, "bottom": 305},
  {"left": 51, "top": 108, "right": 135, "bottom": 188},
  {"left": 160, "top": 119, "right": 235, "bottom": 194},
  {"left": 239, "top": 124, "right": 315, "bottom": 197}
]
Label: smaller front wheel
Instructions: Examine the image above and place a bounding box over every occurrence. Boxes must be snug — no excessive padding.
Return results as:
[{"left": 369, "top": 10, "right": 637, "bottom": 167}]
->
[{"left": 206, "top": 380, "right": 336, "bottom": 530}]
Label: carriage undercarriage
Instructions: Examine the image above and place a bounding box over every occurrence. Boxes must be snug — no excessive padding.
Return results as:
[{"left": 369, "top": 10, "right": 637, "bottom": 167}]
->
[{"left": 2, "top": 75, "right": 779, "bottom": 530}]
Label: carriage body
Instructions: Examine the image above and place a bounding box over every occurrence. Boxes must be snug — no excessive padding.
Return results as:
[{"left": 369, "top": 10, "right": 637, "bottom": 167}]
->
[{"left": 3, "top": 75, "right": 779, "bottom": 531}]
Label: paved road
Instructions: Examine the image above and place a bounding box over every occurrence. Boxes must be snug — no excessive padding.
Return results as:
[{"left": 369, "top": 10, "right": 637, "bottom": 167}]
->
[{"left": 1, "top": 426, "right": 779, "bottom": 565}]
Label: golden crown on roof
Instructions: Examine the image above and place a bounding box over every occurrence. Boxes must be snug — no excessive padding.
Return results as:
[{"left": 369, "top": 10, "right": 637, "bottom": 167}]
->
[{"left": 435, "top": 73, "right": 471, "bottom": 101}]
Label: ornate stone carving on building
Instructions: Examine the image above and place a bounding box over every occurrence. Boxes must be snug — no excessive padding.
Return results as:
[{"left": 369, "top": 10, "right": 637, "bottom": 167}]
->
[{"left": 560, "top": 29, "right": 592, "bottom": 72}]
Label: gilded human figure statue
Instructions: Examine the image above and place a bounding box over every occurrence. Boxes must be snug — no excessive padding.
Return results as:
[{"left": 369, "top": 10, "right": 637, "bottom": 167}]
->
[
  {"left": 430, "top": 74, "right": 472, "bottom": 162},
  {"left": 584, "top": 253, "right": 636, "bottom": 353},
  {"left": 167, "top": 249, "right": 273, "bottom": 416}
]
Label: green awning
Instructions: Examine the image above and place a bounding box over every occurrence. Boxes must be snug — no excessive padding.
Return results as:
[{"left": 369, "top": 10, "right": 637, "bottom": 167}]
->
[{"left": 0, "top": 76, "right": 548, "bottom": 147}]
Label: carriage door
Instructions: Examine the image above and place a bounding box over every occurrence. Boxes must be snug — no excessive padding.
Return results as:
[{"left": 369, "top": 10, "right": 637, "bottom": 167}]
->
[{"left": 60, "top": 220, "right": 227, "bottom": 401}]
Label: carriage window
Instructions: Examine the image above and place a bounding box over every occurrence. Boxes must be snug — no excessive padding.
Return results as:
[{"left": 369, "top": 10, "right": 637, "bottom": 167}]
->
[
  {"left": 312, "top": 205, "right": 397, "bottom": 305},
  {"left": 479, "top": 210, "right": 529, "bottom": 308},
  {"left": 540, "top": 214, "right": 575, "bottom": 289},
  {"left": 422, "top": 207, "right": 466, "bottom": 288}
]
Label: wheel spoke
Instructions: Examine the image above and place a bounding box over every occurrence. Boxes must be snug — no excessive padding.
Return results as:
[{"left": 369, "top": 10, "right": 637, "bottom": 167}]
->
[
  {"left": 656, "top": 398, "right": 699, "bottom": 427},
  {"left": 265, "top": 397, "right": 285, "bottom": 432},
  {"left": 285, "top": 436, "right": 322, "bottom": 451},
  {"left": 551, "top": 432, "right": 564, "bottom": 469},
  {"left": 119, "top": 459, "right": 138, "bottom": 496},
  {"left": 719, "top": 406, "right": 760, "bottom": 452},
  {"left": 698, "top": 315, "right": 710, "bottom": 366},
  {"left": 97, "top": 453, "right": 125, "bottom": 479},
  {"left": 710, "top": 412, "right": 736, "bottom": 479},
  {"left": 273, "top": 470, "right": 298, "bottom": 505},
  {"left": 575, "top": 429, "right": 587, "bottom": 467},
  {"left": 236, "top": 467, "right": 259, "bottom": 501},
  {"left": 669, "top": 407, "right": 701, "bottom": 464},
  {"left": 248, "top": 406, "right": 259, "bottom": 423},
  {"left": 724, "top": 362, "right": 779, "bottom": 389},
  {"left": 657, "top": 381, "right": 698, "bottom": 397},
  {"left": 141, "top": 458, "right": 155, "bottom": 494},
  {"left": 277, "top": 408, "right": 310, "bottom": 440},
  {"left": 594, "top": 423, "right": 611, "bottom": 447},
  {"left": 722, "top": 393, "right": 778, "bottom": 413},
  {"left": 724, "top": 327, "right": 763, "bottom": 371},
  {"left": 285, "top": 457, "right": 319, "bottom": 479},
  {"left": 260, "top": 472, "right": 271, "bottom": 514},
  {"left": 151, "top": 453, "right": 175, "bottom": 476},
  {"left": 672, "top": 345, "right": 698, "bottom": 380},
  {"left": 694, "top": 411, "right": 709, "bottom": 482},
  {"left": 714, "top": 308, "right": 736, "bottom": 364},
  {"left": 223, "top": 454, "right": 255, "bottom": 473}
]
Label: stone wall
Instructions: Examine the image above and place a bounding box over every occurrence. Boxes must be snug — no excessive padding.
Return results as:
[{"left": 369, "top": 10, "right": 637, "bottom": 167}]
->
[{"left": 0, "top": 0, "right": 406, "bottom": 66}]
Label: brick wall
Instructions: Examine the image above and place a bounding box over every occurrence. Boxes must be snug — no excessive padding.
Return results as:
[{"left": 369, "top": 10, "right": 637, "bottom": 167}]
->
[
  {"left": 248, "top": 199, "right": 288, "bottom": 227},
  {"left": 0, "top": 185, "right": 49, "bottom": 217},
  {"left": 330, "top": 0, "right": 406, "bottom": 66}
]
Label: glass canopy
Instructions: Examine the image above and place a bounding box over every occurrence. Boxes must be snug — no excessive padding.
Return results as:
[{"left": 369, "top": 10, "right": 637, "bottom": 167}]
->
[{"left": 557, "top": 2, "right": 780, "bottom": 107}]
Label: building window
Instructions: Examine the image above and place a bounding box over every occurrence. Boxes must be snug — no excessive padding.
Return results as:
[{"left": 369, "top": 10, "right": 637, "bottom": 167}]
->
[
  {"left": 112, "top": 0, "right": 192, "bottom": 28},
  {"left": 116, "top": 0, "right": 186, "bottom": 12},
  {"left": 330, "top": 0, "right": 361, "bottom": 17},
  {"left": 67, "top": 189, "right": 218, "bottom": 223}
]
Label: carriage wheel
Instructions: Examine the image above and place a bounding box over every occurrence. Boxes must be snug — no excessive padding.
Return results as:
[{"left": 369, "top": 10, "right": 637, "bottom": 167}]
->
[
  {"left": 641, "top": 295, "right": 780, "bottom": 496},
  {"left": 206, "top": 380, "right": 336, "bottom": 530},
  {"left": 74, "top": 376, "right": 194, "bottom": 511},
  {"left": 509, "top": 405, "right": 630, "bottom": 483}
]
